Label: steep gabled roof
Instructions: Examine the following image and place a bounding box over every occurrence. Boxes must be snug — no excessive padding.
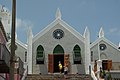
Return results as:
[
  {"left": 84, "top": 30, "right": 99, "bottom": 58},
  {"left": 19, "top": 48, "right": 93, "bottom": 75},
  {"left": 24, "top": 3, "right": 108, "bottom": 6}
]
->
[
  {"left": 33, "top": 18, "right": 84, "bottom": 43},
  {"left": 7, "top": 39, "right": 27, "bottom": 50},
  {"left": 90, "top": 37, "right": 120, "bottom": 51},
  {"left": 16, "top": 39, "right": 27, "bottom": 49},
  {"left": 33, "top": 8, "right": 84, "bottom": 43}
]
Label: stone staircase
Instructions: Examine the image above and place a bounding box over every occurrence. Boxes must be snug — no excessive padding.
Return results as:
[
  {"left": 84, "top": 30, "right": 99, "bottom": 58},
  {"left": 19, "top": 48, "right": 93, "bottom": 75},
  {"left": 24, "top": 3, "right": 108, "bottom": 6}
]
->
[{"left": 26, "top": 74, "right": 91, "bottom": 80}]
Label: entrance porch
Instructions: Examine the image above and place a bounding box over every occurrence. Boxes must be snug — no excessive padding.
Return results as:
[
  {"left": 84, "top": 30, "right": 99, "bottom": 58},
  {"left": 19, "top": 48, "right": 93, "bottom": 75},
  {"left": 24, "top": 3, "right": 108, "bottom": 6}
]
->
[{"left": 48, "top": 54, "right": 69, "bottom": 73}]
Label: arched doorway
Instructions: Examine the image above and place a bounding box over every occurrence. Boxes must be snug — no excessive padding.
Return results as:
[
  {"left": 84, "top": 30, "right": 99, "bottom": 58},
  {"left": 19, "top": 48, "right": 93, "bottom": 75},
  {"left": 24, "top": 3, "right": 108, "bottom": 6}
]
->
[{"left": 53, "top": 45, "right": 64, "bottom": 73}]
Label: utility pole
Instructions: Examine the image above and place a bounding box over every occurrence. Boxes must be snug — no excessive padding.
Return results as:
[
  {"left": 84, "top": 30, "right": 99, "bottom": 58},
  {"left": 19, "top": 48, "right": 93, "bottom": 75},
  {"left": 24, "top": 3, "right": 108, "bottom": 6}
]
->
[{"left": 10, "top": 0, "right": 16, "bottom": 80}]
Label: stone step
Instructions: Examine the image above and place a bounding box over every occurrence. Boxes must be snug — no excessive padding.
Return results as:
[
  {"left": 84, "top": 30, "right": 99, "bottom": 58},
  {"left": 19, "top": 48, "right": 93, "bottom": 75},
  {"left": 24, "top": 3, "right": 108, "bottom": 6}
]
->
[{"left": 26, "top": 74, "right": 91, "bottom": 80}]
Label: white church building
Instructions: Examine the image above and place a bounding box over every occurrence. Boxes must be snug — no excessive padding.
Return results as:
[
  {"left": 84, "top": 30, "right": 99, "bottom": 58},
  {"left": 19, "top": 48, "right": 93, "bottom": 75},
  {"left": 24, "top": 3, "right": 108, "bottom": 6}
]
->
[
  {"left": 27, "top": 8, "right": 91, "bottom": 74},
  {"left": 3, "top": 8, "right": 120, "bottom": 79}
]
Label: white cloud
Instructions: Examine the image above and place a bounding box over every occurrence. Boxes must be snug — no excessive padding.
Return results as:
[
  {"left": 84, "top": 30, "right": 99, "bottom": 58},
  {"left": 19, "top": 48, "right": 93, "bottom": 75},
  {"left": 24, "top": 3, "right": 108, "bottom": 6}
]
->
[
  {"left": 16, "top": 18, "right": 33, "bottom": 29},
  {"left": 0, "top": 5, "right": 33, "bottom": 31},
  {"left": 108, "top": 27, "right": 120, "bottom": 36},
  {"left": 109, "top": 28, "right": 117, "bottom": 33}
]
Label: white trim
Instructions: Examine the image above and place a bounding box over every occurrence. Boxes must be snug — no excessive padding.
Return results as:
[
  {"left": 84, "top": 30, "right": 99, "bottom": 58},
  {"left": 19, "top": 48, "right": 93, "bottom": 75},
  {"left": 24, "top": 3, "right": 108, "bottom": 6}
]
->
[
  {"left": 33, "top": 19, "right": 58, "bottom": 42},
  {"left": 60, "top": 19, "right": 84, "bottom": 42}
]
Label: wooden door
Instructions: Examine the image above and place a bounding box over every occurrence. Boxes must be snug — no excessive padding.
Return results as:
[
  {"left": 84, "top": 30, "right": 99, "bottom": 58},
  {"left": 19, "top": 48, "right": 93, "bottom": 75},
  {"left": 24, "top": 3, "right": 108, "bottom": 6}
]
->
[
  {"left": 107, "top": 60, "right": 112, "bottom": 70},
  {"left": 64, "top": 54, "right": 69, "bottom": 65},
  {"left": 64, "top": 54, "right": 69, "bottom": 72},
  {"left": 94, "top": 61, "right": 97, "bottom": 72},
  {"left": 48, "top": 54, "right": 54, "bottom": 73}
]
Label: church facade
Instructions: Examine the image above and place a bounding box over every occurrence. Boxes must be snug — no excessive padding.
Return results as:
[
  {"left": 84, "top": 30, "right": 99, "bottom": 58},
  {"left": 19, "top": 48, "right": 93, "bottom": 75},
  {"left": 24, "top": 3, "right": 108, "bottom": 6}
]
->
[
  {"left": 26, "top": 9, "right": 120, "bottom": 75},
  {"left": 26, "top": 9, "right": 91, "bottom": 74}
]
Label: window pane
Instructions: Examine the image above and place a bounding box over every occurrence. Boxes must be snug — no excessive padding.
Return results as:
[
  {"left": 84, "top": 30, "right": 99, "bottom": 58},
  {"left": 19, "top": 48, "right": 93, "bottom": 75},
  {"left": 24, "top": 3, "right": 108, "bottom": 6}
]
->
[
  {"left": 73, "top": 45, "right": 81, "bottom": 64},
  {"left": 53, "top": 45, "right": 64, "bottom": 54},
  {"left": 36, "top": 45, "right": 44, "bottom": 64},
  {"left": 75, "top": 52, "right": 81, "bottom": 57}
]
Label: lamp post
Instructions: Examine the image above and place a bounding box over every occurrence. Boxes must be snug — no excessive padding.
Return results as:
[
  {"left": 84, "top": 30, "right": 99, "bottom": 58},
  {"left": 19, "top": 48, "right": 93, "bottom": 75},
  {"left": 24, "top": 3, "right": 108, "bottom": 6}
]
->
[{"left": 10, "top": 0, "right": 16, "bottom": 80}]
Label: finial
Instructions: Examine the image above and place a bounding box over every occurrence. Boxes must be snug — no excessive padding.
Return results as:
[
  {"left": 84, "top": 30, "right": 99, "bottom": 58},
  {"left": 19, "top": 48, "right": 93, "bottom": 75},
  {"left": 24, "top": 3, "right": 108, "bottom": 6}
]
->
[
  {"left": 55, "top": 8, "right": 61, "bottom": 19},
  {"left": 99, "top": 27, "right": 104, "bottom": 38},
  {"left": 83, "top": 26, "right": 89, "bottom": 38}
]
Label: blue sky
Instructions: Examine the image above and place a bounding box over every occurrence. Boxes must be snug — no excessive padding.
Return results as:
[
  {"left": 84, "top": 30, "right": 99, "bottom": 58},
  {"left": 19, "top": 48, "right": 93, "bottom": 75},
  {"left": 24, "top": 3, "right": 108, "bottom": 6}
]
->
[{"left": 1, "top": 0, "right": 120, "bottom": 45}]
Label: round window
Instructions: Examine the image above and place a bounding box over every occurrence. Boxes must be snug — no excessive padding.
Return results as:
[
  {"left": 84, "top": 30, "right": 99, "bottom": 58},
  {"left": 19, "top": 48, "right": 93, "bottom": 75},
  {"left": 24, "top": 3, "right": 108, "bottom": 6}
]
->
[
  {"left": 99, "top": 44, "right": 107, "bottom": 50},
  {"left": 53, "top": 29, "right": 64, "bottom": 39}
]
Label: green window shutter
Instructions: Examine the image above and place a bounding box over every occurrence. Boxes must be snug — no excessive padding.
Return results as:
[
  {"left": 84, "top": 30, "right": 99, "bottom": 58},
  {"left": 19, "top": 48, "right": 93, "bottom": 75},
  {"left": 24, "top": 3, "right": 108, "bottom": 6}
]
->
[
  {"left": 74, "top": 52, "right": 81, "bottom": 57},
  {"left": 73, "top": 45, "right": 81, "bottom": 57},
  {"left": 37, "top": 50, "right": 43, "bottom": 57},
  {"left": 73, "top": 45, "right": 81, "bottom": 64},
  {"left": 36, "top": 45, "right": 44, "bottom": 64}
]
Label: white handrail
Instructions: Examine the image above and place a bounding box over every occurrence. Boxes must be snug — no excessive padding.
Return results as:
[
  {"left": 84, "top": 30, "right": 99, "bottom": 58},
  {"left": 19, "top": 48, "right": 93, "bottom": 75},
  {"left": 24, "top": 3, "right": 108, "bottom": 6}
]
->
[
  {"left": 91, "top": 70, "right": 97, "bottom": 80},
  {"left": 21, "top": 62, "right": 28, "bottom": 80},
  {"left": 21, "top": 68, "right": 27, "bottom": 80}
]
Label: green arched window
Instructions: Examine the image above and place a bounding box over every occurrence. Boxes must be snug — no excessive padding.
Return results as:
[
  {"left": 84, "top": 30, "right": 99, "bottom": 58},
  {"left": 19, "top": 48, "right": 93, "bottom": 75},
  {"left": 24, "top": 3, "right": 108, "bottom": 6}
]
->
[
  {"left": 73, "top": 45, "right": 81, "bottom": 64},
  {"left": 36, "top": 45, "right": 44, "bottom": 64},
  {"left": 53, "top": 44, "right": 64, "bottom": 54}
]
